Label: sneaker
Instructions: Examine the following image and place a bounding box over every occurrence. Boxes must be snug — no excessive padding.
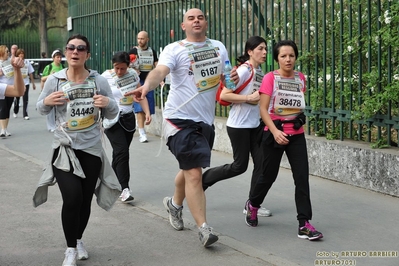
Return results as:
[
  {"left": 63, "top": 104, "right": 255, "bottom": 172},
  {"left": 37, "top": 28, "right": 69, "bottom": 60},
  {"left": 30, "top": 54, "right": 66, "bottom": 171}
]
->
[
  {"left": 298, "top": 221, "right": 323, "bottom": 240},
  {"left": 0, "top": 130, "right": 5, "bottom": 138},
  {"left": 76, "top": 239, "right": 89, "bottom": 260},
  {"left": 244, "top": 200, "right": 259, "bottom": 227},
  {"left": 120, "top": 188, "right": 134, "bottom": 203},
  {"left": 5, "top": 131, "right": 11, "bottom": 136},
  {"left": 139, "top": 134, "right": 148, "bottom": 143},
  {"left": 198, "top": 223, "right": 219, "bottom": 247},
  {"left": 243, "top": 206, "right": 272, "bottom": 217},
  {"left": 13, "top": 113, "right": 17, "bottom": 118},
  {"left": 24, "top": 116, "right": 30, "bottom": 120},
  {"left": 163, "top": 196, "right": 184, "bottom": 230},
  {"left": 62, "top": 248, "right": 77, "bottom": 266}
]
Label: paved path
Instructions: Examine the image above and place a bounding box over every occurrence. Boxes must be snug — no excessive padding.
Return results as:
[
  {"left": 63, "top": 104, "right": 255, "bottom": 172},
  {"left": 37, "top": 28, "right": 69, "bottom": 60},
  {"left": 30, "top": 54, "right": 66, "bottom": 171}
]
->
[{"left": 0, "top": 82, "right": 398, "bottom": 266}]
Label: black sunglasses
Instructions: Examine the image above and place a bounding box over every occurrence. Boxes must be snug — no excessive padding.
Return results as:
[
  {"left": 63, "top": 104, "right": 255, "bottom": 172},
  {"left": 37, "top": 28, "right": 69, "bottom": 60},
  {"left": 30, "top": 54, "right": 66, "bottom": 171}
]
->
[{"left": 65, "top": 44, "right": 87, "bottom": 52}]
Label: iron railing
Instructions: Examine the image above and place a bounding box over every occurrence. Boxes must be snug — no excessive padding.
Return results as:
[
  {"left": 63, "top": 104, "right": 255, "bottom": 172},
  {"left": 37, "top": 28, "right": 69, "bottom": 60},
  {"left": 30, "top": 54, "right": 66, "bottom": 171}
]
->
[{"left": 3, "top": 0, "right": 398, "bottom": 146}]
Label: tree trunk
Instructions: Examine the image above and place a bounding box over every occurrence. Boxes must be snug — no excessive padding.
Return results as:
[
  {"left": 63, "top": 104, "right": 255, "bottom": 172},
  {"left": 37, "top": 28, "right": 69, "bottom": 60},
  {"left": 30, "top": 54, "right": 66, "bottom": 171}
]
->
[{"left": 37, "top": 0, "right": 48, "bottom": 56}]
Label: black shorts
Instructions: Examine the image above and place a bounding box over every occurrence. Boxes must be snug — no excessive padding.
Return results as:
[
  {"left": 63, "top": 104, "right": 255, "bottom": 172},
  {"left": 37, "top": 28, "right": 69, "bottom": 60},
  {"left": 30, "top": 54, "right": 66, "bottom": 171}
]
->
[{"left": 166, "top": 119, "right": 215, "bottom": 170}]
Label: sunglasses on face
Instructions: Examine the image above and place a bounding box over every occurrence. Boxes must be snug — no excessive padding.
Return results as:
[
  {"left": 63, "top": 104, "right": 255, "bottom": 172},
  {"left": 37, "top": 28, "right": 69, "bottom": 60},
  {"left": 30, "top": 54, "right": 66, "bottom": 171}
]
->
[{"left": 65, "top": 44, "right": 87, "bottom": 52}]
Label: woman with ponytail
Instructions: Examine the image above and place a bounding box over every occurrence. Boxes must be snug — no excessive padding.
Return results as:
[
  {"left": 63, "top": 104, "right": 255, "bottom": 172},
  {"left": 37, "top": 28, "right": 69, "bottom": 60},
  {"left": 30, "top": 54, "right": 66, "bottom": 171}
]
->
[{"left": 202, "top": 36, "right": 271, "bottom": 217}]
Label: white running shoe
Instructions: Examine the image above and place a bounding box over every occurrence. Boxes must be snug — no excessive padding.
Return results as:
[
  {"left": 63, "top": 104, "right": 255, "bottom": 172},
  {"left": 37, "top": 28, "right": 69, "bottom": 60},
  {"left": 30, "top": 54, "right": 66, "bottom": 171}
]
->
[
  {"left": 243, "top": 206, "right": 272, "bottom": 217},
  {"left": 139, "top": 134, "right": 148, "bottom": 143},
  {"left": 5, "top": 131, "right": 11, "bottom": 137},
  {"left": 76, "top": 239, "right": 89, "bottom": 260},
  {"left": 24, "top": 116, "right": 30, "bottom": 120},
  {"left": 13, "top": 113, "right": 17, "bottom": 118},
  {"left": 120, "top": 188, "right": 134, "bottom": 203},
  {"left": 62, "top": 248, "right": 77, "bottom": 266},
  {"left": 198, "top": 223, "right": 218, "bottom": 247}
]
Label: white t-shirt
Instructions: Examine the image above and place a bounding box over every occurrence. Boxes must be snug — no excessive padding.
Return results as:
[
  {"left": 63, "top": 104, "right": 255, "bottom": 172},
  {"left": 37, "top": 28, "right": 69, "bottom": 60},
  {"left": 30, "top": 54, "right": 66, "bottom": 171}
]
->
[
  {"left": 22, "top": 60, "right": 35, "bottom": 85},
  {"left": 158, "top": 39, "right": 229, "bottom": 126},
  {"left": 227, "top": 63, "right": 263, "bottom": 128},
  {"left": 101, "top": 70, "right": 135, "bottom": 114}
]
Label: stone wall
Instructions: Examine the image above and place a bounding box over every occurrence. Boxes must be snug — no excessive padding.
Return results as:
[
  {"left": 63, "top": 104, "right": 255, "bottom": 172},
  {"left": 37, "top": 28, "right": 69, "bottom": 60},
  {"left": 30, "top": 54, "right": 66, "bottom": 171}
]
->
[{"left": 147, "top": 109, "right": 399, "bottom": 197}]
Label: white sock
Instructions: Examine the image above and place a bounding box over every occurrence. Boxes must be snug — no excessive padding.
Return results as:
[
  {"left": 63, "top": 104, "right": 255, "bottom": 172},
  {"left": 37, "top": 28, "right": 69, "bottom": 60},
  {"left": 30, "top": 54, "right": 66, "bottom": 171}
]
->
[
  {"left": 200, "top": 222, "right": 208, "bottom": 229},
  {"left": 171, "top": 197, "right": 182, "bottom": 209},
  {"left": 139, "top": 128, "right": 146, "bottom": 135}
]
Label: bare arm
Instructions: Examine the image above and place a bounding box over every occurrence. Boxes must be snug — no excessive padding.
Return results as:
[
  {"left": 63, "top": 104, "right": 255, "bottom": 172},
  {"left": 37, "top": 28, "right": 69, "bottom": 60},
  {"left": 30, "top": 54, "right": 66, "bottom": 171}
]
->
[
  {"left": 143, "top": 65, "right": 170, "bottom": 92},
  {"left": 4, "top": 57, "right": 25, "bottom": 97},
  {"left": 221, "top": 88, "right": 259, "bottom": 104},
  {"left": 125, "top": 65, "right": 170, "bottom": 101},
  {"left": 259, "top": 93, "right": 289, "bottom": 144},
  {"left": 29, "top": 73, "right": 36, "bottom": 90}
]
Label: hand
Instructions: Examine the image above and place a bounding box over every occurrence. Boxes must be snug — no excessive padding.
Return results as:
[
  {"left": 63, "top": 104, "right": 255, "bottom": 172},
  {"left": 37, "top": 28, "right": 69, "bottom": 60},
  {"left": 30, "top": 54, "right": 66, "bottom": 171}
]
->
[
  {"left": 93, "top": 94, "right": 110, "bottom": 108},
  {"left": 145, "top": 113, "right": 152, "bottom": 125},
  {"left": 44, "top": 91, "right": 67, "bottom": 106},
  {"left": 11, "top": 57, "right": 25, "bottom": 69},
  {"left": 273, "top": 130, "right": 289, "bottom": 145},
  {"left": 230, "top": 66, "right": 240, "bottom": 85},
  {"left": 125, "top": 83, "right": 149, "bottom": 101},
  {"left": 246, "top": 91, "right": 260, "bottom": 104}
]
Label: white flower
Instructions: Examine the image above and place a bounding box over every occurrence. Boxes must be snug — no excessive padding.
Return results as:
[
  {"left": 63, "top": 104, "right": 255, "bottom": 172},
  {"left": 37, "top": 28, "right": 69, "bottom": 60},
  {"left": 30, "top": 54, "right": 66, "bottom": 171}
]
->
[
  {"left": 304, "top": 3, "right": 307, "bottom": 8},
  {"left": 336, "top": 0, "right": 340, "bottom": 3},
  {"left": 347, "top": 46, "right": 353, "bottom": 52},
  {"left": 366, "top": 52, "right": 369, "bottom": 58},
  {"left": 310, "top": 26, "right": 316, "bottom": 31},
  {"left": 394, "top": 74, "right": 399, "bottom": 80},
  {"left": 385, "top": 16, "right": 391, "bottom": 24},
  {"left": 374, "top": 36, "right": 380, "bottom": 44},
  {"left": 287, "top": 22, "right": 290, "bottom": 28},
  {"left": 274, "top": 3, "right": 278, "bottom": 8},
  {"left": 384, "top": 10, "right": 389, "bottom": 17},
  {"left": 370, "top": 87, "right": 374, "bottom": 93}
]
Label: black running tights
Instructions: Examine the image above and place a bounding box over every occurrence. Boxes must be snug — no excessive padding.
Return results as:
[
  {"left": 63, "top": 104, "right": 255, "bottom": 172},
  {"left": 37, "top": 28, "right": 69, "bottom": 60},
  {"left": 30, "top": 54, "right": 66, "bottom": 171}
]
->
[{"left": 52, "top": 148, "right": 101, "bottom": 247}]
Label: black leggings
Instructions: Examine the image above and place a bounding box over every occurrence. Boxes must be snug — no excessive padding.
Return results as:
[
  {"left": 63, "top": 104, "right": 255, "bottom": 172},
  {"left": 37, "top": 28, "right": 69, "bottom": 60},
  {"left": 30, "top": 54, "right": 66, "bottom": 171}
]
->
[
  {"left": 250, "top": 133, "right": 312, "bottom": 222},
  {"left": 202, "top": 124, "right": 263, "bottom": 195},
  {"left": 52, "top": 148, "right": 102, "bottom": 247},
  {"left": 0, "top": 97, "right": 14, "bottom": 119},
  {"left": 13, "top": 84, "right": 30, "bottom": 117}
]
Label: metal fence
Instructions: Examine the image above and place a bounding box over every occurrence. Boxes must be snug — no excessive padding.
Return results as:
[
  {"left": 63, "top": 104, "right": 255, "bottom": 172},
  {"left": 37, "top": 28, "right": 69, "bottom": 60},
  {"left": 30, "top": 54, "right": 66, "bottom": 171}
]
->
[
  {"left": 4, "top": 0, "right": 398, "bottom": 146},
  {"left": 0, "top": 28, "right": 67, "bottom": 62}
]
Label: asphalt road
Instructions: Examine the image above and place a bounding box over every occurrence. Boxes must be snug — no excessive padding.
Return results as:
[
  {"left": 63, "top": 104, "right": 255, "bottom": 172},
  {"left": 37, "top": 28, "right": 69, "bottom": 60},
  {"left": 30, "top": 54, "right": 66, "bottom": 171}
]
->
[{"left": 0, "top": 82, "right": 398, "bottom": 266}]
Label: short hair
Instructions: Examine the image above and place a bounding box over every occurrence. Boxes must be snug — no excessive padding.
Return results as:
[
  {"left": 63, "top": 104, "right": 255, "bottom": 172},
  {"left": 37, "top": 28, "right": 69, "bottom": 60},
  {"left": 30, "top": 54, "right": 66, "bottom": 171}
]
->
[
  {"left": 15, "top": 48, "right": 25, "bottom": 57},
  {"left": 66, "top": 34, "right": 90, "bottom": 53},
  {"left": 112, "top": 51, "right": 130, "bottom": 65},
  {"left": 273, "top": 40, "right": 299, "bottom": 62}
]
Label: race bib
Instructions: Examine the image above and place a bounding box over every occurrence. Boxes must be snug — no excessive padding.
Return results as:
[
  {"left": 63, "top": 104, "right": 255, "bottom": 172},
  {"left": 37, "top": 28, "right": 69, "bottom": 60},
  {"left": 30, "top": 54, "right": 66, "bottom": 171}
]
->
[
  {"left": 112, "top": 69, "right": 139, "bottom": 105},
  {"left": 61, "top": 79, "right": 99, "bottom": 131},
  {"left": 1, "top": 62, "right": 14, "bottom": 78},
  {"left": 21, "top": 66, "right": 28, "bottom": 79},
  {"left": 185, "top": 41, "right": 222, "bottom": 93},
  {"left": 273, "top": 74, "right": 305, "bottom": 116},
  {"left": 137, "top": 48, "right": 154, "bottom": 72},
  {"left": 251, "top": 68, "right": 263, "bottom": 92}
]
